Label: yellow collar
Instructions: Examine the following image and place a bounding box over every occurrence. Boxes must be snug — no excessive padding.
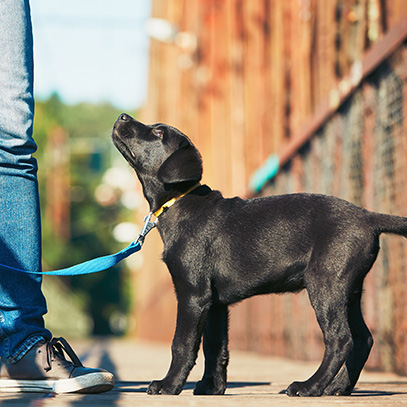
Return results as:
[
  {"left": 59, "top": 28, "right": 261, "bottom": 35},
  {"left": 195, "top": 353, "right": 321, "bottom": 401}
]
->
[{"left": 153, "top": 183, "right": 201, "bottom": 218}]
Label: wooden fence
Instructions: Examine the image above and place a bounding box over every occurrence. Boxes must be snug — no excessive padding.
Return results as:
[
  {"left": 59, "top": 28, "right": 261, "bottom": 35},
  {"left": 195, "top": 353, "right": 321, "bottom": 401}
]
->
[{"left": 136, "top": 0, "right": 407, "bottom": 373}]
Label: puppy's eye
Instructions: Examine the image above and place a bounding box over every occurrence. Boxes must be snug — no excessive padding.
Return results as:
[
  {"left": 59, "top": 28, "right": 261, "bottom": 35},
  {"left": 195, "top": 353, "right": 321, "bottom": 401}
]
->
[{"left": 152, "top": 129, "right": 164, "bottom": 139}]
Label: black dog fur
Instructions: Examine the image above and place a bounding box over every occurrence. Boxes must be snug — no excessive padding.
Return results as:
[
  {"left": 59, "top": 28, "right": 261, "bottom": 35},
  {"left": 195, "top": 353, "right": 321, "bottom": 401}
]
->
[{"left": 112, "top": 113, "right": 407, "bottom": 397}]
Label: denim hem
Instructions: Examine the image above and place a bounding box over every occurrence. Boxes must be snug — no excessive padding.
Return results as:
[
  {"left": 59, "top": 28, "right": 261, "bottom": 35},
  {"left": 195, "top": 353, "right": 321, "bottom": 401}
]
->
[{"left": 9, "top": 335, "right": 45, "bottom": 364}]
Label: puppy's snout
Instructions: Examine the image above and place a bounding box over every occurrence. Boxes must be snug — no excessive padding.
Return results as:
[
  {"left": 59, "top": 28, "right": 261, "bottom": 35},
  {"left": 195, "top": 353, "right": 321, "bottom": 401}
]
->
[{"left": 119, "top": 113, "right": 132, "bottom": 122}]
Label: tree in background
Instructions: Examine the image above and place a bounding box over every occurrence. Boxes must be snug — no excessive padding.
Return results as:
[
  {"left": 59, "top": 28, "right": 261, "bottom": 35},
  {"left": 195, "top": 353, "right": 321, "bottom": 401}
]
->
[{"left": 34, "top": 94, "right": 140, "bottom": 336}]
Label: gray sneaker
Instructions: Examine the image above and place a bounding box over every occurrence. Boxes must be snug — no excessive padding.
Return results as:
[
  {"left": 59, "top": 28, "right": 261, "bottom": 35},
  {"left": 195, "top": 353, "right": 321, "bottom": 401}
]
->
[{"left": 0, "top": 337, "right": 114, "bottom": 393}]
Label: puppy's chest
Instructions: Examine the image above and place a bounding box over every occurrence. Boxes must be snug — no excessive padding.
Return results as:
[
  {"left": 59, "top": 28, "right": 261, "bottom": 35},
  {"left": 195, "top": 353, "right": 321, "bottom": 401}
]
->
[{"left": 161, "top": 230, "right": 223, "bottom": 274}]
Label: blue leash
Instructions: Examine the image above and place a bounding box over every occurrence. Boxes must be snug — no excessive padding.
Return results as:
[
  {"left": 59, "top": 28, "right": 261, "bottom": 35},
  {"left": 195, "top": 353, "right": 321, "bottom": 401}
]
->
[{"left": 0, "top": 213, "right": 156, "bottom": 276}]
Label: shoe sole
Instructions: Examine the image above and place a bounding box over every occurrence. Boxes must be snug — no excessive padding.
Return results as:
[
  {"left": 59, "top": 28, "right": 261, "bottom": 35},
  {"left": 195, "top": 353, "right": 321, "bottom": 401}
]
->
[{"left": 0, "top": 372, "right": 114, "bottom": 394}]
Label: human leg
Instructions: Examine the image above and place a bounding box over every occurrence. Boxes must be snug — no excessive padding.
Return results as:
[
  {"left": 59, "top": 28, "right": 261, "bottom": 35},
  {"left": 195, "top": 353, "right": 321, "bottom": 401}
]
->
[
  {"left": 0, "top": 0, "right": 51, "bottom": 362},
  {"left": 0, "top": 1, "right": 114, "bottom": 393}
]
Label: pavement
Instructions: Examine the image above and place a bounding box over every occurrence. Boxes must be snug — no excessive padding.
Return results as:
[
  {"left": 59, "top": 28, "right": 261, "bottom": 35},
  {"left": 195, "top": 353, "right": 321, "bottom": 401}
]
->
[{"left": 1, "top": 339, "right": 407, "bottom": 406}]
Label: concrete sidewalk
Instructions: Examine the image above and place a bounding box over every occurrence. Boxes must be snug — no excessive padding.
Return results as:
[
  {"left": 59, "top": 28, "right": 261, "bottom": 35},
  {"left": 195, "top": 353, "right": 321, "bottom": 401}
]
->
[{"left": 1, "top": 339, "right": 407, "bottom": 406}]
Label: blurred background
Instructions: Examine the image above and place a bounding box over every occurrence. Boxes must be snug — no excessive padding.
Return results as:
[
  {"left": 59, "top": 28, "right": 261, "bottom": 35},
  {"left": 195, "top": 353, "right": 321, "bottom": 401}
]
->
[{"left": 32, "top": 0, "right": 407, "bottom": 375}]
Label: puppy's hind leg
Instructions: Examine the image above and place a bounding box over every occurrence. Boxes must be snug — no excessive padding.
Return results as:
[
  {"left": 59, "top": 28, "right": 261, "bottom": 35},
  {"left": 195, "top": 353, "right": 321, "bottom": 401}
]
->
[
  {"left": 286, "top": 272, "right": 354, "bottom": 396},
  {"left": 324, "top": 291, "right": 373, "bottom": 395},
  {"left": 194, "top": 304, "right": 229, "bottom": 395}
]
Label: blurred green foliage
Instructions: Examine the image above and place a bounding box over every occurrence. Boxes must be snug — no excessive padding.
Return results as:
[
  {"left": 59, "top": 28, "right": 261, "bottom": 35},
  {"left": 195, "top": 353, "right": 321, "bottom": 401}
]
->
[{"left": 33, "top": 93, "right": 137, "bottom": 337}]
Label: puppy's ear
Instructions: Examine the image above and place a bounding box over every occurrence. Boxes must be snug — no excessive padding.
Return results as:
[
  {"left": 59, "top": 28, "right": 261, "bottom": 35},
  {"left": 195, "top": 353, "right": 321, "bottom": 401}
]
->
[{"left": 157, "top": 142, "right": 202, "bottom": 185}]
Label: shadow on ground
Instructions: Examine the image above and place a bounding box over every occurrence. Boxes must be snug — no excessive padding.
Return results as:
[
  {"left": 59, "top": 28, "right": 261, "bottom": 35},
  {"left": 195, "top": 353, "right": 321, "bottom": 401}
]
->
[{"left": 114, "top": 380, "right": 271, "bottom": 393}]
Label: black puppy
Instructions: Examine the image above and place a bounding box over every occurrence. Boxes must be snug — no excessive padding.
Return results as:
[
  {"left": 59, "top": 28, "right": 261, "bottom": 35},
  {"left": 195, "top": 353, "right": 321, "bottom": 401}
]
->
[{"left": 112, "top": 113, "right": 407, "bottom": 397}]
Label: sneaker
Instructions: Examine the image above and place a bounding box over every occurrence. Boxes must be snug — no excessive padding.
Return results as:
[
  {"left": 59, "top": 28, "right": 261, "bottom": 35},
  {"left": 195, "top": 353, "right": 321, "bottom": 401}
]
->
[{"left": 0, "top": 337, "right": 114, "bottom": 394}]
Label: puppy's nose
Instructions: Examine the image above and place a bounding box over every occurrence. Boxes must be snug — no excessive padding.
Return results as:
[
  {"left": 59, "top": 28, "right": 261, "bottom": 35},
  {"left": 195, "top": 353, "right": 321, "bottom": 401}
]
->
[{"left": 119, "top": 113, "right": 132, "bottom": 122}]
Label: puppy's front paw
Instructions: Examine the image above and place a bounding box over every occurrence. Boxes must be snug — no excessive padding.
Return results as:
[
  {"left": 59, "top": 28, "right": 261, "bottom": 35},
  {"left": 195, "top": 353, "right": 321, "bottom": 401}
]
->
[
  {"left": 147, "top": 379, "right": 184, "bottom": 395},
  {"left": 194, "top": 377, "right": 226, "bottom": 395},
  {"left": 147, "top": 380, "right": 163, "bottom": 395},
  {"left": 323, "top": 380, "right": 353, "bottom": 396},
  {"left": 286, "top": 381, "right": 323, "bottom": 397}
]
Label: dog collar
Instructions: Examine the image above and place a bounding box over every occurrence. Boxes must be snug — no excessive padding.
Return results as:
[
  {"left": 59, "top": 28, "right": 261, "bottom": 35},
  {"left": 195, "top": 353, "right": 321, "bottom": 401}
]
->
[{"left": 154, "top": 183, "right": 201, "bottom": 218}]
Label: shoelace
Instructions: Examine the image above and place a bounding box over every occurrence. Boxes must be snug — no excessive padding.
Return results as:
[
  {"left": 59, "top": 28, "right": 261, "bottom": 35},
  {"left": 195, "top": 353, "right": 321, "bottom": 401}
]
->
[{"left": 43, "top": 337, "right": 83, "bottom": 372}]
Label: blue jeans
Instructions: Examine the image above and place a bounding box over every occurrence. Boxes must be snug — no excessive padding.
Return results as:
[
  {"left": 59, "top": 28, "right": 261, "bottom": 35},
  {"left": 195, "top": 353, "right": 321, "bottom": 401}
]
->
[{"left": 0, "top": 0, "right": 51, "bottom": 362}]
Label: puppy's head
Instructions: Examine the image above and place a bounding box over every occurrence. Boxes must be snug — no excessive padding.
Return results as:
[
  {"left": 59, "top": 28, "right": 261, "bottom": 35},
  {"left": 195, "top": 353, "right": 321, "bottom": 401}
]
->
[{"left": 112, "top": 114, "right": 202, "bottom": 210}]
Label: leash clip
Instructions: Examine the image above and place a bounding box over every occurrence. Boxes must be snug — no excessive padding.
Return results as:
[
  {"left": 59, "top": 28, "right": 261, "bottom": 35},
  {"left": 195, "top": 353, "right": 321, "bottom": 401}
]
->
[{"left": 136, "top": 212, "right": 157, "bottom": 245}]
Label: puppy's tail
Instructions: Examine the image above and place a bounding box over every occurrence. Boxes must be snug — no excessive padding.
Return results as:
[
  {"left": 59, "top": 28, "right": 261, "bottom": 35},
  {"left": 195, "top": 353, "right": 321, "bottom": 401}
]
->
[{"left": 370, "top": 212, "right": 407, "bottom": 237}]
